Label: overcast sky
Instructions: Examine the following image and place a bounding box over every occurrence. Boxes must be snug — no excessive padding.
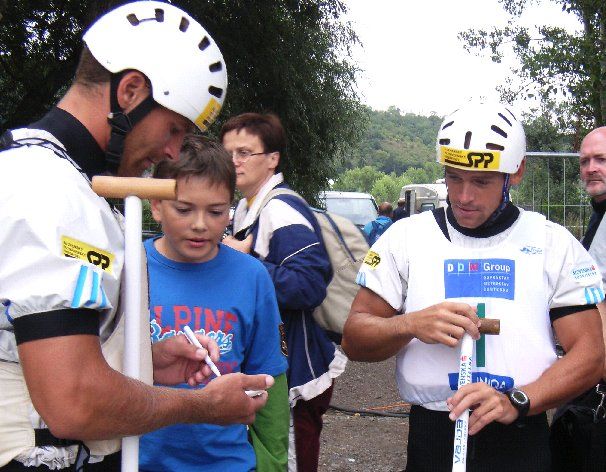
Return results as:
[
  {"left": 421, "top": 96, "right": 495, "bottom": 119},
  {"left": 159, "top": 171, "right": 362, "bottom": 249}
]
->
[{"left": 344, "top": 0, "right": 582, "bottom": 117}]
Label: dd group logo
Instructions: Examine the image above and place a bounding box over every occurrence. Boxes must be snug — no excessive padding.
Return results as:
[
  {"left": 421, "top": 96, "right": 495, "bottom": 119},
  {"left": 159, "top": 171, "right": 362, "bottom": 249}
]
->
[{"left": 444, "top": 258, "right": 515, "bottom": 300}]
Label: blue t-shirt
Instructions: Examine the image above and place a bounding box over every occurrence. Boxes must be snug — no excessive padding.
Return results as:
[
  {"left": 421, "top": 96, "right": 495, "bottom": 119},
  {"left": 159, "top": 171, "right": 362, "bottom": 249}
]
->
[{"left": 139, "top": 237, "right": 288, "bottom": 472}]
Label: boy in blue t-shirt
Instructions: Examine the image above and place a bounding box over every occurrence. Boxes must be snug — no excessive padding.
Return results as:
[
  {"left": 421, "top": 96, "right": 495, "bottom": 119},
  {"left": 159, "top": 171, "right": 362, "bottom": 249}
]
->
[{"left": 139, "top": 135, "right": 289, "bottom": 472}]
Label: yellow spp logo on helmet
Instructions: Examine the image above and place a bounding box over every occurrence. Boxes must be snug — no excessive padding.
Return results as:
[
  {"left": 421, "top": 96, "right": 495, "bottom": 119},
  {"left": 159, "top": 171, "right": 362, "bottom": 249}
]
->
[
  {"left": 439, "top": 146, "right": 501, "bottom": 171},
  {"left": 195, "top": 98, "right": 222, "bottom": 131}
]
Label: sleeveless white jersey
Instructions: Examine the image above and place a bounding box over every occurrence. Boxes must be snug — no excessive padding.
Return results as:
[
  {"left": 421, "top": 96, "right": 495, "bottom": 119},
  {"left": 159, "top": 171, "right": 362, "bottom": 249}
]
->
[
  {"left": 357, "top": 209, "right": 604, "bottom": 409},
  {"left": 0, "top": 129, "right": 152, "bottom": 468},
  {"left": 588, "top": 211, "right": 606, "bottom": 286}
]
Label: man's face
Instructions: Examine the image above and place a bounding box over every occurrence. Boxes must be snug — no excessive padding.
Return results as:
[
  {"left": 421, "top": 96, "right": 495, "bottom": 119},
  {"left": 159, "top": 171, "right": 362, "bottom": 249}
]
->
[
  {"left": 444, "top": 166, "right": 507, "bottom": 229},
  {"left": 221, "top": 128, "right": 278, "bottom": 199},
  {"left": 118, "top": 107, "right": 193, "bottom": 177},
  {"left": 151, "top": 175, "right": 231, "bottom": 263},
  {"left": 580, "top": 128, "right": 606, "bottom": 202}
]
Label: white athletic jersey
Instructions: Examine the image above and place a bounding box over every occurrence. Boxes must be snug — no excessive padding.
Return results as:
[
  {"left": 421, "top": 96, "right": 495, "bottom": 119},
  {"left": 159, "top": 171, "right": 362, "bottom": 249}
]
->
[
  {"left": 588, "top": 212, "right": 606, "bottom": 286},
  {"left": 0, "top": 128, "right": 126, "bottom": 468},
  {"left": 0, "top": 128, "right": 124, "bottom": 364},
  {"left": 357, "top": 209, "right": 604, "bottom": 410}
]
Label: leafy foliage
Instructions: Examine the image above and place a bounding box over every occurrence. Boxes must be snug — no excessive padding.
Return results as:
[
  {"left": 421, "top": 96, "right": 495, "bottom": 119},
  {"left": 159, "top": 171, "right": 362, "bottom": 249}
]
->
[
  {"left": 459, "top": 0, "right": 606, "bottom": 131},
  {"left": 345, "top": 106, "right": 443, "bottom": 174},
  {"left": 0, "top": 0, "right": 364, "bottom": 203}
]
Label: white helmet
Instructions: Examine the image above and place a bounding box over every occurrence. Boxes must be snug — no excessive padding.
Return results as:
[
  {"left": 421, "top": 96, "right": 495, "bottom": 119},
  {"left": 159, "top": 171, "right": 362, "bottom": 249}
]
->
[
  {"left": 83, "top": 1, "right": 227, "bottom": 131},
  {"left": 436, "top": 102, "right": 526, "bottom": 174}
]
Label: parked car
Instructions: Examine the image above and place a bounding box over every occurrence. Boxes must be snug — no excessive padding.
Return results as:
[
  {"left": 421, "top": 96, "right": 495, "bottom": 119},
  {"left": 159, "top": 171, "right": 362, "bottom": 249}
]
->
[{"left": 318, "top": 191, "right": 379, "bottom": 230}]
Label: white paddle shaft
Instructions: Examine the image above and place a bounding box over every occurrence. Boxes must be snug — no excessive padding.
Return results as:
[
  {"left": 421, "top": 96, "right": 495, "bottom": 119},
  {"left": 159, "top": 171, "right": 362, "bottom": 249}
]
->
[
  {"left": 121, "top": 196, "right": 143, "bottom": 472},
  {"left": 452, "top": 333, "right": 474, "bottom": 472}
]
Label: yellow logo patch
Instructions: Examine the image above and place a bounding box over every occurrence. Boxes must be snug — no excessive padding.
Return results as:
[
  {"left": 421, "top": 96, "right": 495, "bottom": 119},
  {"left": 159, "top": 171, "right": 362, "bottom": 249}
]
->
[
  {"left": 363, "top": 250, "right": 381, "bottom": 269},
  {"left": 62, "top": 236, "right": 114, "bottom": 274},
  {"left": 194, "top": 98, "right": 222, "bottom": 131},
  {"left": 439, "top": 146, "right": 501, "bottom": 171}
]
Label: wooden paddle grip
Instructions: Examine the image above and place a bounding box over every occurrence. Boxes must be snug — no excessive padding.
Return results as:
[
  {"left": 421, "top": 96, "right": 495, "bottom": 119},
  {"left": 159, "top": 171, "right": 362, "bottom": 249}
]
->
[
  {"left": 479, "top": 318, "right": 500, "bottom": 335},
  {"left": 92, "top": 176, "right": 176, "bottom": 200}
]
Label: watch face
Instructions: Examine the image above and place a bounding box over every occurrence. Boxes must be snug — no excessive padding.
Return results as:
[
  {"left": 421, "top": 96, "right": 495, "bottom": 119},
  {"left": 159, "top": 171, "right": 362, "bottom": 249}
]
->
[{"left": 511, "top": 389, "right": 529, "bottom": 405}]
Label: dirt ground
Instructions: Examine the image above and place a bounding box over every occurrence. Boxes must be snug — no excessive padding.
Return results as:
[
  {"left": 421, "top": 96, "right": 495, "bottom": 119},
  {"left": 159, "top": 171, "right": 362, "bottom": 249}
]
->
[{"left": 319, "top": 356, "right": 410, "bottom": 472}]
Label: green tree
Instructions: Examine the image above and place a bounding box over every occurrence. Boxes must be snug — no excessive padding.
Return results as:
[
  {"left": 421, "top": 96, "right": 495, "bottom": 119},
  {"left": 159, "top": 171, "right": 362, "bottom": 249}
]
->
[
  {"left": 0, "top": 0, "right": 364, "bottom": 202},
  {"left": 371, "top": 173, "right": 405, "bottom": 204},
  {"left": 332, "top": 166, "right": 384, "bottom": 193},
  {"left": 459, "top": 0, "right": 605, "bottom": 132}
]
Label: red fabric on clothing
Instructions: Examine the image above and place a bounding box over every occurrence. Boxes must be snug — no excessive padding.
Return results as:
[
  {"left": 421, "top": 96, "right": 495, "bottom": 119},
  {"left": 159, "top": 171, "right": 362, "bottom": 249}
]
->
[{"left": 293, "top": 383, "right": 334, "bottom": 472}]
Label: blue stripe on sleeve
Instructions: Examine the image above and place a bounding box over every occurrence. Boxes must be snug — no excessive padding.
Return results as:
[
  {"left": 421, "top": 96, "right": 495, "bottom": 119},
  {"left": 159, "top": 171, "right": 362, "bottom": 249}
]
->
[{"left": 71, "top": 265, "right": 88, "bottom": 308}]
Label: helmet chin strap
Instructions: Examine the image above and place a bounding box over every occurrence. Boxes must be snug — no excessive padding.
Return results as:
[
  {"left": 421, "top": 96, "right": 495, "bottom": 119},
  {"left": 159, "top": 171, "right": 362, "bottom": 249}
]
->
[
  {"left": 105, "top": 72, "right": 157, "bottom": 174},
  {"left": 479, "top": 173, "right": 511, "bottom": 228}
]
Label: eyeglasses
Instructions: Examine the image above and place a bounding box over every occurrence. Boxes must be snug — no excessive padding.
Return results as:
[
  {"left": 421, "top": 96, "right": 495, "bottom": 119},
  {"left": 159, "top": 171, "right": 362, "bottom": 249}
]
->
[{"left": 230, "top": 149, "right": 268, "bottom": 163}]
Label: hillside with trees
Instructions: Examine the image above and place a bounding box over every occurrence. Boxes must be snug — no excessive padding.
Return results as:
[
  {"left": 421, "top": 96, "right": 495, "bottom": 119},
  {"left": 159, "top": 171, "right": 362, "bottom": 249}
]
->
[
  {"left": 334, "top": 105, "right": 582, "bottom": 215},
  {"left": 333, "top": 107, "right": 444, "bottom": 203}
]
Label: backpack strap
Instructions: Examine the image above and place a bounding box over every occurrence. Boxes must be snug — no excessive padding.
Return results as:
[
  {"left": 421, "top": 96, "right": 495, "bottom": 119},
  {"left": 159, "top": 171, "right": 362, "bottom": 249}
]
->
[{"left": 238, "top": 187, "right": 303, "bottom": 239}]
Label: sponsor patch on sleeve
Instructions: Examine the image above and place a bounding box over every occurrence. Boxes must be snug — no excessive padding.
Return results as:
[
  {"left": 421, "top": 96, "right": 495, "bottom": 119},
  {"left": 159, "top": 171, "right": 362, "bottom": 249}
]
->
[
  {"left": 363, "top": 250, "right": 381, "bottom": 269},
  {"left": 62, "top": 236, "right": 114, "bottom": 274},
  {"left": 570, "top": 264, "right": 599, "bottom": 282}
]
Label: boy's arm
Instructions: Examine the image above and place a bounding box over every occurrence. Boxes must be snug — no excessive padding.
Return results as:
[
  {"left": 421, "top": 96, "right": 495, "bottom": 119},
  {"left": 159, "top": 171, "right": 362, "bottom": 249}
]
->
[{"left": 249, "top": 373, "right": 289, "bottom": 471}]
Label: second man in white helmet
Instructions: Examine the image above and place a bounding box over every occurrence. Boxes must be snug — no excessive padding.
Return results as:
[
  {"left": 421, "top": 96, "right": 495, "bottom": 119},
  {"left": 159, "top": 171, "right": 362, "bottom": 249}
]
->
[{"left": 342, "top": 101, "right": 605, "bottom": 471}]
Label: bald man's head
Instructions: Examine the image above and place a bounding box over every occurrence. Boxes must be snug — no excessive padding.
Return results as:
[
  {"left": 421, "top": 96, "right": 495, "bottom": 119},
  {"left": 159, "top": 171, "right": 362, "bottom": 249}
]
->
[{"left": 580, "top": 127, "right": 606, "bottom": 202}]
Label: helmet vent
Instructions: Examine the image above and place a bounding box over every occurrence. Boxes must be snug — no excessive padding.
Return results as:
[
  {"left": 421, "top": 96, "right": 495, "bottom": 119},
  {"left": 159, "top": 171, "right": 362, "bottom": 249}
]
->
[
  {"left": 179, "top": 17, "right": 190, "bottom": 32},
  {"left": 209, "top": 61, "right": 223, "bottom": 72},
  {"left": 126, "top": 10, "right": 164, "bottom": 26},
  {"left": 486, "top": 143, "right": 505, "bottom": 151},
  {"left": 464, "top": 131, "right": 472, "bottom": 149},
  {"left": 504, "top": 107, "right": 517, "bottom": 121},
  {"left": 199, "top": 37, "right": 211, "bottom": 51},
  {"left": 491, "top": 125, "right": 508, "bottom": 138},
  {"left": 439, "top": 139, "right": 450, "bottom": 145},
  {"left": 498, "top": 113, "right": 512, "bottom": 127},
  {"left": 209, "top": 86, "right": 223, "bottom": 98},
  {"left": 126, "top": 14, "right": 140, "bottom": 26},
  {"left": 442, "top": 120, "right": 454, "bottom": 130}
]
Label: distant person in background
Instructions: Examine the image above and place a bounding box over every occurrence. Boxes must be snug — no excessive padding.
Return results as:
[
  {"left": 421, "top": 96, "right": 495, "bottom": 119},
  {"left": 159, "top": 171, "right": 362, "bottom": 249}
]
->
[
  {"left": 392, "top": 197, "right": 410, "bottom": 222},
  {"left": 550, "top": 126, "right": 606, "bottom": 472},
  {"left": 364, "top": 201, "right": 393, "bottom": 245}
]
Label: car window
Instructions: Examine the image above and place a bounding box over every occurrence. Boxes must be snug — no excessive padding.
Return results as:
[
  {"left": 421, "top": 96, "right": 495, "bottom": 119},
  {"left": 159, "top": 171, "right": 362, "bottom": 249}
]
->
[{"left": 325, "top": 197, "right": 378, "bottom": 226}]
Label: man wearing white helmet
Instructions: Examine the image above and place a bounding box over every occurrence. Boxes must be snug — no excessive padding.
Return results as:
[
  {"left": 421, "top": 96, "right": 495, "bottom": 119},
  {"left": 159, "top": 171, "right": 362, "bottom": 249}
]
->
[
  {"left": 342, "top": 102, "right": 605, "bottom": 471},
  {"left": 0, "top": 3, "right": 272, "bottom": 471}
]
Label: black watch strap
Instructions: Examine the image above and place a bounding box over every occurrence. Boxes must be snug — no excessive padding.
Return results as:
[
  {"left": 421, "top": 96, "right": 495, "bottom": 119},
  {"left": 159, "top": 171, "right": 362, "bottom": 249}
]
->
[{"left": 506, "top": 388, "right": 530, "bottom": 424}]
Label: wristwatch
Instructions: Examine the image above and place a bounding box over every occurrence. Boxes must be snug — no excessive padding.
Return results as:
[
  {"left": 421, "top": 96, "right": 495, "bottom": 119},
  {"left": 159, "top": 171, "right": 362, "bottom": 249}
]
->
[{"left": 505, "top": 388, "right": 530, "bottom": 423}]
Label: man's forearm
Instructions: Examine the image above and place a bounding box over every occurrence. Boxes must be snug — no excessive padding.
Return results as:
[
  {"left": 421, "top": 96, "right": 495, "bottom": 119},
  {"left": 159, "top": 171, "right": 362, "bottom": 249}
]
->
[
  {"left": 38, "top": 364, "right": 211, "bottom": 440},
  {"left": 523, "top": 345, "right": 602, "bottom": 415},
  {"left": 21, "top": 336, "right": 264, "bottom": 441},
  {"left": 522, "top": 310, "right": 603, "bottom": 415},
  {"left": 342, "top": 311, "right": 411, "bottom": 362}
]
